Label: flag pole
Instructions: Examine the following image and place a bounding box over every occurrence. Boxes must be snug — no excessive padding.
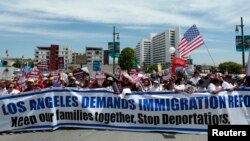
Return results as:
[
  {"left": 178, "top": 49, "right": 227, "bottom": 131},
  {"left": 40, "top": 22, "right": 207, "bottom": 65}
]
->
[{"left": 204, "top": 43, "right": 216, "bottom": 67}]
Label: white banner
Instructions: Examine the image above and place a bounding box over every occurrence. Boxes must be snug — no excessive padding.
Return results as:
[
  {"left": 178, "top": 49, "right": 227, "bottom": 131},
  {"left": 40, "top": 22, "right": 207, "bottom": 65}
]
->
[{"left": 0, "top": 88, "right": 250, "bottom": 134}]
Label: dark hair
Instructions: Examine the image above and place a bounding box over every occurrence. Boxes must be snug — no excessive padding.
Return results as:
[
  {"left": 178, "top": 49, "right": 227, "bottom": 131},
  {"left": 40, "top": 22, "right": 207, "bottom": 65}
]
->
[
  {"left": 186, "top": 80, "right": 195, "bottom": 86},
  {"left": 197, "top": 79, "right": 205, "bottom": 85},
  {"left": 6, "top": 82, "right": 15, "bottom": 89},
  {"left": 224, "top": 75, "right": 232, "bottom": 80},
  {"left": 211, "top": 78, "right": 220, "bottom": 84},
  {"left": 175, "top": 77, "right": 185, "bottom": 85},
  {"left": 166, "top": 83, "right": 174, "bottom": 90}
]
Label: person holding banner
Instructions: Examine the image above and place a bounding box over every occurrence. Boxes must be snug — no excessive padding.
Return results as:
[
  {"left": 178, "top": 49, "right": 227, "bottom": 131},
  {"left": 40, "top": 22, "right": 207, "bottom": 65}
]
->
[
  {"left": 174, "top": 77, "right": 186, "bottom": 92},
  {"left": 45, "top": 76, "right": 60, "bottom": 88},
  {"left": 222, "top": 75, "right": 236, "bottom": 92},
  {"left": 67, "top": 77, "right": 77, "bottom": 87},
  {"left": 150, "top": 80, "right": 162, "bottom": 92},
  {"left": 208, "top": 78, "right": 224, "bottom": 94},
  {"left": 164, "top": 82, "right": 175, "bottom": 92},
  {"left": 102, "top": 77, "right": 114, "bottom": 88},
  {"left": 0, "top": 80, "right": 7, "bottom": 96},
  {"left": 190, "top": 71, "right": 201, "bottom": 86},
  {"left": 141, "top": 78, "right": 152, "bottom": 92},
  {"left": 121, "top": 78, "right": 137, "bottom": 91},
  {"left": 23, "top": 78, "right": 35, "bottom": 92},
  {"left": 2, "top": 82, "right": 20, "bottom": 96}
]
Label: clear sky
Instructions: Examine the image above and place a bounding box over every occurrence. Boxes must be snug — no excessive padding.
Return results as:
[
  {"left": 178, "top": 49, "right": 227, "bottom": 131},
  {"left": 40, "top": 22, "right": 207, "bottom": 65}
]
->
[{"left": 1, "top": 0, "right": 250, "bottom": 66}]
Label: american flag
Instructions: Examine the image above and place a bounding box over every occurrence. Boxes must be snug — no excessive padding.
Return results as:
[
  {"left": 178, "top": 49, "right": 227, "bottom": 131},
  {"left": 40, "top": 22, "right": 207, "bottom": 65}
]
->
[{"left": 178, "top": 25, "right": 204, "bottom": 58}]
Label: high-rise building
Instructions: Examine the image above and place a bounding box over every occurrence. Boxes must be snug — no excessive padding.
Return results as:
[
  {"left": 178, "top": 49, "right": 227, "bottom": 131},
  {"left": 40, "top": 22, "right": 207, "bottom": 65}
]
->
[
  {"left": 58, "top": 46, "right": 73, "bottom": 68},
  {"left": 135, "top": 39, "right": 151, "bottom": 65},
  {"left": 49, "top": 45, "right": 59, "bottom": 70},
  {"left": 34, "top": 45, "right": 73, "bottom": 70},
  {"left": 103, "top": 50, "right": 110, "bottom": 65},
  {"left": 135, "top": 27, "right": 180, "bottom": 66},
  {"left": 151, "top": 27, "right": 180, "bottom": 65},
  {"left": 85, "top": 47, "right": 103, "bottom": 64},
  {"left": 34, "top": 47, "right": 50, "bottom": 64},
  {"left": 72, "top": 52, "right": 84, "bottom": 64}
]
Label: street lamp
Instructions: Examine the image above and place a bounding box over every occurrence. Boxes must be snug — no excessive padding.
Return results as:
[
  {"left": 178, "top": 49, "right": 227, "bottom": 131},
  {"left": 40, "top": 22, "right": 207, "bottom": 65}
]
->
[
  {"left": 113, "top": 26, "right": 119, "bottom": 74},
  {"left": 235, "top": 17, "right": 245, "bottom": 69},
  {"left": 169, "top": 47, "right": 175, "bottom": 75}
]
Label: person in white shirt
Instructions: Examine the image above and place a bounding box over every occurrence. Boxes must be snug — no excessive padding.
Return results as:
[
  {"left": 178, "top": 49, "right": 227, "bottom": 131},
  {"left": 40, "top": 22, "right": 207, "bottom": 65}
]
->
[
  {"left": 142, "top": 78, "right": 152, "bottom": 92},
  {"left": 196, "top": 78, "right": 207, "bottom": 91},
  {"left": 150, "top": 80, "right": 162, "bottom": 92},
  {"left": 0, "top": 81, "right": 7, "bottom": 96},
  {"left": 222, "top": 75, "right": 236, "bottom": 92},
  {"left": 190, "top": 71, "right": 201, "bottom": 86},
  {"left": 222, "top": 75, "right": 235, "bottom": 92},
  {"left": 208, "top": 78, "right": 224, "bottom": 94},
  {"left": 174, "top": 77, "right": 186, "bottom": 92},
  {"left": 2, "top": 82, "right": 20, "bottom": 96}
]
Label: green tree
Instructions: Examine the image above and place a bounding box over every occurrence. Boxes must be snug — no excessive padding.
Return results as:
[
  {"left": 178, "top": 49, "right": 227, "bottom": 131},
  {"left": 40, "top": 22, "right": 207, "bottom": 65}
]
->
[
  {"left": 147, "top": 64, "right": 158, "bottom": 73},
  {"left": 28, "top": 60, "right": 35, "bottom": 68},
  {"left": 210, "top": 66, "right": 217, "bottom": 73},
  {"left": 76, "top": 54, "right": 87, "bottom": 67},
  {"left": 218, "top": 61, "right": 242, "bottom": 74},
  {"left": 194, "top": 65, "right": 202, "bottom": 72},
  {"left": 12, "top": 59, "right": 21, "bottom": 68},
  {"left": 118, "top": 47, "right": 136, "bottom": 71}
]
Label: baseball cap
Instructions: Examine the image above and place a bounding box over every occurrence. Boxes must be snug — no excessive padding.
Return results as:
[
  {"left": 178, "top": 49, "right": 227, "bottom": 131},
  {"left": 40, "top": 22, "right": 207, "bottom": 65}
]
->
[
  {"left": 27, "top": 78, "right": 34, "bottom": 83},
  {"left": 153, "top": 80, "right": 160, "bottom": 84},
  {"left": 107, "top": 77, "right": 114, "bottom": 81}
]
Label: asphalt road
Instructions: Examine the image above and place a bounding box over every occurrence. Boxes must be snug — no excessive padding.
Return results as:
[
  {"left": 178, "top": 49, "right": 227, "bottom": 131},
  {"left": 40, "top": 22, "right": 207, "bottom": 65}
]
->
[{"left": 0, "top": 129, "right": 207, "bottom": 141}]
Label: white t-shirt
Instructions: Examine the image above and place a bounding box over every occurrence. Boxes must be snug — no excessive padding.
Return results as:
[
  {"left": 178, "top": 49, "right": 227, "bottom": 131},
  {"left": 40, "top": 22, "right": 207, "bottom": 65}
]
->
[
  {"left": 150, "top": 86, "right": 162, "bottom": 92},
  {"left": 208, "top": 83, "right": 222, "bottom": 93},
  {"left": 190, "top": 77, "right": 201, "bottom": 85},
  {"left": 0, "top": 88, "right": 7, "bottom": 96},
  {"left": 1, "top": 89, "right": 20, "bottom": 96},
  {"left": 174, "top": 84, "right": 186, "bottom": 91},
  {"left": 222, "top": 81, "right": 234, "bottom": 89}
]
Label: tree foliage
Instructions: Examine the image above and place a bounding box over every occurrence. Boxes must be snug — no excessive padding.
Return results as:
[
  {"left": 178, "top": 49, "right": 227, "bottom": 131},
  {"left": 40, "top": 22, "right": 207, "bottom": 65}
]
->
[
  {"left": 76, "top": 54, "right": 87, "bottom": 65},
  {"left": 210, "top": 66, "right": 217, "bottom": 73},
  {"left": 118, "top": 47, "right": 136, "bottom": 71},
  {"left": 194, "top": 65, "right": 202, "bottom": 72},
  {"left": 12, "top": 59, "right": 21, "bottom": 68},
  {"left": 218, "top": 61, "right": 242, "bottom": 74},
  {"left": 147, "top": 64, "right": 158, "bottom": 73},
  {"left": 28, "top": 60, "right": 34, "bottom": 68}
]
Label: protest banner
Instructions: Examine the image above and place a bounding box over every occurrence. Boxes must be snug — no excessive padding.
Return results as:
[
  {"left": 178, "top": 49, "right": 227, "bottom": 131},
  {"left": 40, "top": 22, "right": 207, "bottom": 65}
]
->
[
  {"left": 73, "top": 68, "right": 87, "bottom": 81},
  {"left": 0, "top": 88, "right": 250, "bottom": 134},
  {"left": 25, "top": 70, "right": 42, "bottom": 82}
]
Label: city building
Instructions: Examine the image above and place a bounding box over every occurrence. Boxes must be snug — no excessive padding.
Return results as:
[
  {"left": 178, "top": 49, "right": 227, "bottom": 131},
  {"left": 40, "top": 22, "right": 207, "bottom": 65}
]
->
[
  {"left": 49, "top": 45, "right": 59, "bottom": 70},
  {"left": 135, "top": 27, "right": 181, "bottom": 66},
  {"left": 34, "top": 46, "right": 50, "bottom": 64},
  {"left": 151, "top": 27, "right": 180, "bottom": 65},
  {"left": 103, "top": 50, "right": 109, "bottom": 65},
  {"left": 135, "top": 39, "right": 151, "bottom": 65},
  {"left": 34, "top": 44, "right": 73, "bottom": 70},
  {"left": 72, "top": 52, "right": 84, "bottom": 64},
  {"left": 58, "top": 46, "right": 73, "bottom": 69},
  {"left": 85, "top": 47, "right": 103, "bottom": 64}
]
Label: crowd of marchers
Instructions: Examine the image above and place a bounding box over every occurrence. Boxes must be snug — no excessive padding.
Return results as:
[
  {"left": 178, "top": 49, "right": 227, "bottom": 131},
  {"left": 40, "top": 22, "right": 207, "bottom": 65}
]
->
[{"left": 1, "top": 69, "right": 250, "bottom": 96}]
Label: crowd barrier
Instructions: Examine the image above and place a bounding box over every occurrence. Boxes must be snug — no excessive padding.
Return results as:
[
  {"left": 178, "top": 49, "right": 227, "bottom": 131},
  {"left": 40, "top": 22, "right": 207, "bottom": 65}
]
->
[{"left": 0, "top": 88, "right": 250, "bottom": 134}]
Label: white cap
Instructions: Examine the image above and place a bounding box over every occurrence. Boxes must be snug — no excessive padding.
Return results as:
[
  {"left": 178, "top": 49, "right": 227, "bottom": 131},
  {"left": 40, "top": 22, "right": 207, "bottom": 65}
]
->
[{"left": 153, "top": 80, "right": 160, "bottom": 84}]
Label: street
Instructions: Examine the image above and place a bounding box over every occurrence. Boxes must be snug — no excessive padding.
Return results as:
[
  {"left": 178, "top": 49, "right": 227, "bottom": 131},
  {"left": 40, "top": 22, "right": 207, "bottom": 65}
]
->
[{"left": 0, "top": 129, "right": 207, "bottom": 141}]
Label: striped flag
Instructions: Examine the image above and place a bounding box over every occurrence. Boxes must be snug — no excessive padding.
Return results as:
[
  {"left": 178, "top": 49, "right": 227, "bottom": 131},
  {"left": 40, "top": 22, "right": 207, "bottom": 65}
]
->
[{"left": 178, "top": 25, "right": 204, "bottom": 58}]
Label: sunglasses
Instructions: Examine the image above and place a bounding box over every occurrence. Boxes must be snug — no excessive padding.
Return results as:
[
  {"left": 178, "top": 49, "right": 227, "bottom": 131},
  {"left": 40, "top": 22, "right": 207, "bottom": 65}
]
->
[{"left": 8, "top": 87, "right": 14, "bottom": 89}]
